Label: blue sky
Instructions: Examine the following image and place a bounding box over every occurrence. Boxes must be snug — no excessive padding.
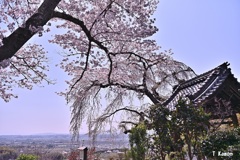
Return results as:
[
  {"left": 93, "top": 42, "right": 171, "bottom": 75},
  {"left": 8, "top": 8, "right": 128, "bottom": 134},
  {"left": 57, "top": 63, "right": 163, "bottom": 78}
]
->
[
  {"left": 0, "top": 0, "right": 239, "bottom": 135},
  {"left": 155, "top": 0, "right": 240, "bottom": 75}
]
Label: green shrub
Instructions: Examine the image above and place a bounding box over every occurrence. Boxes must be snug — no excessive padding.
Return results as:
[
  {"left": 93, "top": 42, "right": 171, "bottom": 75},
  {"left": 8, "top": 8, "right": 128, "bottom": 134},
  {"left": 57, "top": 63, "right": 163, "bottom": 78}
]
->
[
  {"left": 17, "top": 154, "right": 38, "bottom": 160},
  {"left": 202, "top": 127, "right": 240, "bottom": 160}
]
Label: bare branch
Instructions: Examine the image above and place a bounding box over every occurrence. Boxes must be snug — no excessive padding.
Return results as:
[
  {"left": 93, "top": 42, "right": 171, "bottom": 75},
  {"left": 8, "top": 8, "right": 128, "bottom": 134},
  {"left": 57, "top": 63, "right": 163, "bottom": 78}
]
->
[
  {"left": 96, "top": 107, "right": 148, "bottom": 122},
  {"left": 120, "top": 121, "right": 138, "bottom": 126}
]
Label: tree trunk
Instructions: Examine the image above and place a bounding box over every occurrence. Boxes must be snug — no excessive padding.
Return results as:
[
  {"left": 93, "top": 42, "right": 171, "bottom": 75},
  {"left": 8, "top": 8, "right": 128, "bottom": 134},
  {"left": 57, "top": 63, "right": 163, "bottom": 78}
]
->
[
  {"left": 187, "top": 140, "right": 193, "bottom": 160},
  {"left": 0, "top": 0, "right": 61, "bottom": 61}
]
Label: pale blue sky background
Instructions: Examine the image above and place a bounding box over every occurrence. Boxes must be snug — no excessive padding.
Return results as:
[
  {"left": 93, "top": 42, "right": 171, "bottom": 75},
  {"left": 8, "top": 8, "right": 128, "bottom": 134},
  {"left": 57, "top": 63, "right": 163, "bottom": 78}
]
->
[{"left": 0, "top": 0, "right": 239, "bottom": 135}]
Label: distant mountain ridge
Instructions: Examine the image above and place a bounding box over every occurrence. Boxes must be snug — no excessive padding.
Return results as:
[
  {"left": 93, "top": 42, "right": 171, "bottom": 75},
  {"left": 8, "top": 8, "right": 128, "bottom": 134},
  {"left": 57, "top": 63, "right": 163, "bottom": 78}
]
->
[{"left": 0, "top": 133, "right": 128, "bottom": 140}]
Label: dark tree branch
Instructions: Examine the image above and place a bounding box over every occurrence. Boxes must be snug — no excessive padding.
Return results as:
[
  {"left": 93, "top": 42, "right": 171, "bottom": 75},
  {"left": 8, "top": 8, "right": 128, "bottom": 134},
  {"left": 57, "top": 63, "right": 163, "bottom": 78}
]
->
[
  {"left": 120, "top": 121, "right": 138, "bottom": 126},
  {"left": 67, "top": 41, "right": 92, "bottom": 101},
  {"left": 52, "top": 11, "right": 108, "bottom": 53},
  {"left": 92, "top": 106, "right": 148, "bottom": 134},
  {"left": 0, "top": 0, "right": 61, "bottom": 62},
  {"left": 151, "top": 68, "right": 194, "bottom": 102},
  {"left": 119, "top": 123, "right": 133, "bottom": 134},
  {"left": 52, "top": 11, "right": 115, "bottom": 93},
  {"left": 98, "top": 107, "right": 148, "bottom": 121},
  {"left": 97, "top": 82, "right": 160, "bottom": 104},
  {"left": 10, "top": 62, "right": 29, "bottom": 80},
  {"left": 52, "top": 12, "right": 167, "bottom": 104},
  {"left": 89, "top": 0, "right": 114, "bottom": 32}
]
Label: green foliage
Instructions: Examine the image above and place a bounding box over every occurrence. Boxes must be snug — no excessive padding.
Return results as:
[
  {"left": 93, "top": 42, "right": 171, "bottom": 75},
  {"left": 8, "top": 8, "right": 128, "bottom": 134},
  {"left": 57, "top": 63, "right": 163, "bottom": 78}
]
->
[
  {"left": 0, "top": 146, "right": 18, "bottom": 160},
  {"left": 148, "top": 104, "right": 176, "bottom": 159},
  {"left": 129, "top": 123, "right": 147, "bottom": 160},
  {"left": 149, "top": 98, "right": 210, "bottom": 160},
  {"left": 202, "top": 127, "right": 240, "bottom": 160},
  {"left": 17, "top": 154, "right": 38, "bottom": 160},
  {"left": 124, "top": 150, "right": 132, "bottom": 160},
  {"left": 172, "top": 99, "right": 210, "bottom": 159}
]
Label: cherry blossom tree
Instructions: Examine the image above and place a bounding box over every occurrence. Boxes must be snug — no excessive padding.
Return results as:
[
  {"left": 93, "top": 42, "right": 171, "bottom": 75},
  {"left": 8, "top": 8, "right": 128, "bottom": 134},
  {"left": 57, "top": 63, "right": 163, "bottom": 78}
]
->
[{"left": 0, "top": 0, "right": 196, "bottom": 138}]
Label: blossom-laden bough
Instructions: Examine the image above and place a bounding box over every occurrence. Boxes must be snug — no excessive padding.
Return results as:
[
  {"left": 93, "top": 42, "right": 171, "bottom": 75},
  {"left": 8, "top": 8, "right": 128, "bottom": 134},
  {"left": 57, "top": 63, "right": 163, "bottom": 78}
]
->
[{"left": 0, "top": 0, "right": 196, "bottom": 139}]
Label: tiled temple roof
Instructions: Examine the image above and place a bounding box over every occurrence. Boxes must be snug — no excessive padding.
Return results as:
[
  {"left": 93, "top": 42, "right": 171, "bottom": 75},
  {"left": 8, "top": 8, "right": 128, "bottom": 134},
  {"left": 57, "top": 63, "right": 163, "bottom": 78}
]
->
[{"left": 163, "top": 62, "right": 240, "bottom": 109}]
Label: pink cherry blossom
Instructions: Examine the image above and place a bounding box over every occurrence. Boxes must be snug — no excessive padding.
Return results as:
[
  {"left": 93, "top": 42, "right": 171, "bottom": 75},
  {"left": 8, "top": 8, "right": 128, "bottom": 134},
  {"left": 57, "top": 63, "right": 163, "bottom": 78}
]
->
[{"left": 0, "top": 0, "right": 195, "bottom": 138}]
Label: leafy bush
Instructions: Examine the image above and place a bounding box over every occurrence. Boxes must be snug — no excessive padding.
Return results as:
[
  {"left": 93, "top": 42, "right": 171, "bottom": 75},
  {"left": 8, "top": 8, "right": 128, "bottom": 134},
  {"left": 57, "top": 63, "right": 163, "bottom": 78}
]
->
[
  {"left": 202, "top": 127, "right": 240, "bottom": 160},
  {"left": 148, "top": 99, "right": 210, "bottom": 160},
  {"left": 129, "top": 123, "right": 147, "bottom": 160},
  {"left": 17, "top": 154, "right": 38, "bottom": 160}
]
